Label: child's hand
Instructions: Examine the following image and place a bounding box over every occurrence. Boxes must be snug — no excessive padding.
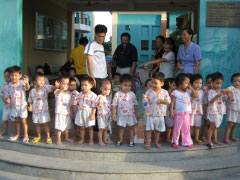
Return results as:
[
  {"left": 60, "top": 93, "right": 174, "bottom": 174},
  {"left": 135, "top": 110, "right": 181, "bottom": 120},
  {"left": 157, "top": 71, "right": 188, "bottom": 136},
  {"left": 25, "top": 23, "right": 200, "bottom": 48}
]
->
[
  {"left": 216, "top": 93, "right": 223, "bottom": 98},
  {"left": 5, "top": 97, "right": 11, "bottom": 104},
  {"left": 142, "top": 94, "right": 147, "bottom": 100},
  {"left": 112, "top": 114, "right": 116, "bottom": 121},
  {"left": 157, "top": 99, "right": 164, "bottom": 105},
  {"left": 73, "top": 99, "right": 78, "bottom": 106},
  {"left": 23, "top": 75, "right": 29, "bottom": 84},
  {"left": 90, "top": 114, "right": 95, "bottom": 121},
  {"left": 55, "top": 80, "right": 60, "bottom": 89},
  {"left": 170, "top": 111, "right": 174, "bottom": 119},
  {"left": 28, "top": 105, "right": 32, "bottom": 112},
  {"left": 203, "top": 85, "right": 208, "bottom": 91}
]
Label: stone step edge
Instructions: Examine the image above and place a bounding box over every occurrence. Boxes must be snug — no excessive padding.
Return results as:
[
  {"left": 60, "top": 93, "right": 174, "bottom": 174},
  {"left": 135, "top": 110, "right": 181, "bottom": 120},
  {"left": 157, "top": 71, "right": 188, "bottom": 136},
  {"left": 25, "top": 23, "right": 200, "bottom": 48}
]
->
[{"left": 0, "top": 170, "right": 53, "bottom": 180}]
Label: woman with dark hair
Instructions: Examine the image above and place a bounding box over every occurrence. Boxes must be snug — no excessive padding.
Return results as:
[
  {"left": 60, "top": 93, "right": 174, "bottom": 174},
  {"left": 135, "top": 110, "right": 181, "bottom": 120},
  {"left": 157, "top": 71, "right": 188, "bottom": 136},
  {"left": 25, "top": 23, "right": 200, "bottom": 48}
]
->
[
  {"left": 176, "top": 28, "right": 202, "bottom": 74},
  {"left": 148, "top": 35, "right": 165, "bottom": 77}
]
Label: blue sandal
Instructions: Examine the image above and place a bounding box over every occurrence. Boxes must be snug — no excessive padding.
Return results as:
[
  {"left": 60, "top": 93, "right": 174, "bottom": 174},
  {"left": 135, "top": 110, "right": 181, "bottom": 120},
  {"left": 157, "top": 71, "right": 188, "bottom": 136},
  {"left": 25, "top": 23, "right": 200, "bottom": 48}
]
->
[
  {"left": 128, "top": 142, "right": 135, "bottom": 147},
  {"left": 116, "top": 141, "right": 123, "bottom": 147}
]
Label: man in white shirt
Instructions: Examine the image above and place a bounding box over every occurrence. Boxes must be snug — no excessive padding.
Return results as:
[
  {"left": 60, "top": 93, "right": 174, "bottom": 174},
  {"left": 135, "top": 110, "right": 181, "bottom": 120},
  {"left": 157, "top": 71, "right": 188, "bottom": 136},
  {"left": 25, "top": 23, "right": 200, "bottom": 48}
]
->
[{"left": 85, "top": 24, "right": 108, "bottom": 95}]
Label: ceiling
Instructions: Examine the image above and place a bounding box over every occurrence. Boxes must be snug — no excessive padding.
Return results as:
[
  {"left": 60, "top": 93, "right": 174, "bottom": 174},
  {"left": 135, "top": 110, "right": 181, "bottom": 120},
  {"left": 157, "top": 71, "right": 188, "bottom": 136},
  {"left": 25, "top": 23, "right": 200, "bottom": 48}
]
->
[{"left": 51, "top": 0, "right": 199, "bottom": 11}]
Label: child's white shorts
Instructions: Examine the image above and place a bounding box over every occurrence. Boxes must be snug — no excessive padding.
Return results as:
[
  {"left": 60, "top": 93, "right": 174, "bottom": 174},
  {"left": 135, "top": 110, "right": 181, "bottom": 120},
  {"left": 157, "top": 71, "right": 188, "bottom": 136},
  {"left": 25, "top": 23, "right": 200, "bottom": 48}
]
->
[
  {"left": 207, "top": 114, "right": 223, "bottom": 128},
  {"left": 117, "top": 115, "right": 137, "bottom": 127},
  {"left": 227, "top": 110, "right": 240, "bottom": 123},
  {"left": 146, "top": 116, "right": 166, "bottom": 132},
  {"left": 2, "top": 108, "right": 12, "bottom": 122},
  {"left": 10, "top": 106, "right": 28, "bottom": 120},
  {"left": 97, "top": 114, "right": 111, "bottom": 129},
  {"left": 33, "top": 111, "right": 50, "bottom": 124},
  {"left": 165, "top": 116, "right": 174, "bottom": 127},
  {"left": 55, "top": 114, "right": 71, "bottom": 132},
  {"left": 75, "top": 109, "right": 95, "bottom": 128},
  {"left": 190, "top": 114, "right": 202, "bottom": 127}
]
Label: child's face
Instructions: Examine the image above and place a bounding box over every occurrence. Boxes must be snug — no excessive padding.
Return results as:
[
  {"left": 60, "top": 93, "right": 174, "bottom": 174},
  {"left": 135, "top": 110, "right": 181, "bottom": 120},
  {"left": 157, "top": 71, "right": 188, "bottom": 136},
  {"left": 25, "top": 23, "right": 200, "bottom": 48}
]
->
[
  {"left": 69, "top": 70, "right": 76, "bottom": 77},
  {"left": 193, "top": 79, "right": 203, "bottom": 90},
  {"left": 69, "top": 81, "right": 77, "bottom": 91},
  {"left": 152, "top": 78, "right": 164, "bottom": 91},
  {"left": 145, "top": 81, "right": 152, "bottom": 91},
  {"left": 114, "top": 76, "right": 120, "bottom": 84},
  {"left": 81, "top": 80, "right": 93, "bottom": 93},
  {"left": 163, "top": 43, "right": 173, "bottom": 52},
  {"left": 232, "top": 76, "right": 240, "bottom": 89},
  {"left": 10, "top": 72, "right": 21, "bottom": 83},
  {"left": 212, "top": 79, "right": 223, "bottom": 90},
  {"left": 100, "top": 83, "right": 111, "bottom": 96},
  {"left": 179, "top": 78, "right": 190, "bottom": 91},
  {"left": 169, "top": 82, "right": 176, "bottom": 91},
  {"left": 36, "top": 68, "right": 44, "bottom": 74},
  {"left": 34, "top": 76, "right": 45, "bottom": 88},
  {"left": 120, "top": 81, "right": 131, "bottom": 93},
  {"left": 206, "top": 78, "right": 212, "bottom": 89},
  {"left": 4, "top": 72, "right": 11, "bottom": 83},
  {"left": 60, "top": 78, "right": 69, "bottom": 91}
]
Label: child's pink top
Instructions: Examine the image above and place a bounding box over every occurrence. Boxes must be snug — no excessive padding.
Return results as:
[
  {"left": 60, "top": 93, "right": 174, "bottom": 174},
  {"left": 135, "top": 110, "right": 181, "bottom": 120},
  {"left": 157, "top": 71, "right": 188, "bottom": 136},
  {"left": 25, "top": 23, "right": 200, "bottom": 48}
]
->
[
  {"left": 144, "top": 89, "right": 170, "bottom": 117},
  {"left": 171, "top": 89, "right": 192, "bottom": 114},
  {"left": 96, "top": 95, "right": 111, "bottom": 117},
  {"left": 28, "top": 85, "right": 53, "bottom": 113},
  {"left": 0, "top": 84, "right": 11, "bottom": 109},
  {"left": 191, "top": 89, "right": 205, "bottom": 115},
  {"left": 76, "top": 91, "right": 97, "bottom": 109},
  {"left": 207, "top": 89, "right": 227, "bottom": 115},
  {"left": 8, "top": 80, "right": 27, "bottom": 108},
  {"left": 227, "top": 86, "right": 240, "bottom": 112},
  {"left": 112, "top": 91, "right": 138, "bottom": 116},
  {"left": 54, "top": 89, "right": 72, "bottom": 115}
]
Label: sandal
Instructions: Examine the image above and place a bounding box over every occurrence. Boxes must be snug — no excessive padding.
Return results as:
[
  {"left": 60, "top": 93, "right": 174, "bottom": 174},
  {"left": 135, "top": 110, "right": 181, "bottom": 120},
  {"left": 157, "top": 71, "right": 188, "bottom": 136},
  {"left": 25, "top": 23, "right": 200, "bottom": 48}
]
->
[
  {"left": 128, "top": 142, "right": 135, "bottom": 147},
  {"left": 195, "top": 140, "right": 203, "bottom": 145},
  {"left": 116, "top": 141, "right": 123, "bottom": 147},
  {"left": 23, "top": 137, "right": 29, "bottom": 143},
  {"left": 224, "top": 140, "right": 231, "bottom": 145},
  {"left": 145, "top": 144, "right": 151, "bottom": 150},
  {"left": 155, "top": 144, "right": 162, "bottom": 149},
  {"left": 206, "top": 143, "right": 214, "bottom": 149},
  {"left": 8, "top": 136, "right": 18, "bottom": 141},
  {"left": 32, "top": 137, "right": 41, "bottom": 143},
  {"left": 172, "top": 144, "right": 179, "bottom": 149},
  {"left": 187, "top": 144, "right": 194, "bottom": 148},
  {"left": 46, "top": 138, "right": 53, "bottom": 144}
]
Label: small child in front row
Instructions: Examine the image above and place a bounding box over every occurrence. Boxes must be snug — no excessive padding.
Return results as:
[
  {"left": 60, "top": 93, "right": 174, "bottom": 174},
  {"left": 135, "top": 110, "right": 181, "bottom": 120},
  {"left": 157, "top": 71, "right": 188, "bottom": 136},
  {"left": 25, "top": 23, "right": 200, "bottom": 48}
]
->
[
  {"left": 69, "top": 67, "right": 80, "bottom": 87},
  {"left": 96, "top": 78, "right": 112, "bottom": 146},
  {"left": 142, "top": 72, "right": 171, "bottom": 150},
  {"left": 112, "top": 72, "right": 121, "bottom": 96},
  {"left": 7, "top": 66, "right": 30, "bottom": 143},
  {"left": 54, "top": 76, "right": 73, "bottom": 145},
  {"left": 190, "top": 74, "right": 205, "bottom": 145},
  {"left": 163, "top": 78, "right": 176, "bottom": 143},
  {"left": 0, "top": 68, "right": 14, "bottom": 136},
  {"left": 206, "top": 72, "right": 230, "bottom": 149},
  {"left": 31, "top": 66, "right": 49, "bottom": 87},
  {"left": 28, "top": 72, "right": 59, "bottom": 144},
  {"left": 74, "top": 76, "right": 97, "bottom": 146},
  {"left": 112, "top": 74, "right": 138, "bottom": 147},
  {"left": 170, "top": 73, "right": 197, "bottom": 149},
  {"left": 224, "top": 73, "right": 240, "bottom": 144}
]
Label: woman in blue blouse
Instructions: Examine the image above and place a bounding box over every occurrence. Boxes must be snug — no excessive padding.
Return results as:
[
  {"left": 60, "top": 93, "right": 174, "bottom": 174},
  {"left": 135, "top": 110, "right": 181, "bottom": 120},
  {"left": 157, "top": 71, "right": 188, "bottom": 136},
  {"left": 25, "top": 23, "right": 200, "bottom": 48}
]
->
[{"left": 177, "top": 28, "right": 202, "bottom": 74}]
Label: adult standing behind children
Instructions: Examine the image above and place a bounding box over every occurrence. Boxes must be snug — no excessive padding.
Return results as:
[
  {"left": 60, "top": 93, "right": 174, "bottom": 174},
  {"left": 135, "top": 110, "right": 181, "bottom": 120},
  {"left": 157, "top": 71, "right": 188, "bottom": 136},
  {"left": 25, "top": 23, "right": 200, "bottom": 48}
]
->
[
  {"left": 112, "top": 32, "right": 138, "bottom": 75},
  {"left": 85, "top": 24, "right": 108, "bottom": 95},
  {"left": 70, "top": 37, "right": 89, "bottom": 82}
]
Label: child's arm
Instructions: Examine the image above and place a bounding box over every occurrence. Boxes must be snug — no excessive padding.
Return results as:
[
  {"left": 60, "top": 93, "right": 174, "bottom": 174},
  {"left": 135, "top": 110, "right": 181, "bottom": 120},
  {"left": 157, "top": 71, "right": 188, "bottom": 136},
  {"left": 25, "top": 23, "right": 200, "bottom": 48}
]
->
[
  {"left": 90, "top": 107, "right": 96, "bottom": 121},
  {"left": 188, "top": 84, "right": 198, "bottom": 98},
  {"left": 28, "top": 103, "right": 33, "bottom": 112},
  {"left": 209, "top": 94, "right": 222, "bottom": 105},
  {"left": 169, "top": 95, "right": 176, "bottom": 119},
  {"left": 111, "top": 106, "right": 117, "bottom": 121},
  {"left": 23, "top": 75, "right": 30, "bottom": 90}
]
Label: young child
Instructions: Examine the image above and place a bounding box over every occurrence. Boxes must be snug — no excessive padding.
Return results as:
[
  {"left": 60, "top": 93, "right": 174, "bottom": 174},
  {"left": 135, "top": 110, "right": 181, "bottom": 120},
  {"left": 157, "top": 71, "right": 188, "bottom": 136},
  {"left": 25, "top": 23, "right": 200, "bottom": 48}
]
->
[
  {"left": 224, "top": 73, "right": 240, "bottom": 144},
  {"left": 142, "top": 72, "right": 171, "bottom": 150},
  {"left": 69, "top": 67, "right": 80, "bottom": 87},
  {"left": 206, "top": 72, "right": 230, "bottom": 149},
  {"left": 0, "top": 68, "right": 14, "bottom": 136},
  {"left": 32, "top": 66, "right": 49, "bottom": 86},
  {"left": 112, "top": 74, "right": 138, "bottom": 147},
  {"left": 28, "top": 72, "right": 59, "bottom": 144},
  {"left": 163, "top": 78, "right": 176, "bottom": 142},
  {"left": 74, "top": 76, "right": 97, "bottom": 146},
  {"left": 7, "top": 66, "right": 30, "bottom": 143},
  {"left": 142, "top": 79, "right": 152, "bottom": 132},
  {"left": 96, "top": 78, "right": 112, "bottom": 146},
  {"left": 190, "top": 74, "right": 205, "bottom": 145},
  {"left": 112, "top": 73, "right": 121, "bottom": 95},
  {"left": 68, "top": 78, "right": 79, "bottom": 139},
  {"left": 54, "top": 76, "right": 73, "bottom": 145},
  {"left": 201, "top": 74, "right": 212, "bottom": 142},
  {"left": 170, "top": 73, "right": 197, "bottom": 149}
]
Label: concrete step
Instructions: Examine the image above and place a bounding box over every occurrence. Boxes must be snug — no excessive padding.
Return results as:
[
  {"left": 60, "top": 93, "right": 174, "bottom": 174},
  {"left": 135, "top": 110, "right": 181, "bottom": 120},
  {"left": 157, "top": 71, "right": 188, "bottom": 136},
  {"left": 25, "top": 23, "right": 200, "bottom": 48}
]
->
[
  {"left": 0, "top": 149, "right": 239, "bottom": 180},
  {"left": 0, "top": 137, "right": 239, "bottom": 162},
  {"left": 0, "top": 170, "right": 52, "bottom": 180}
]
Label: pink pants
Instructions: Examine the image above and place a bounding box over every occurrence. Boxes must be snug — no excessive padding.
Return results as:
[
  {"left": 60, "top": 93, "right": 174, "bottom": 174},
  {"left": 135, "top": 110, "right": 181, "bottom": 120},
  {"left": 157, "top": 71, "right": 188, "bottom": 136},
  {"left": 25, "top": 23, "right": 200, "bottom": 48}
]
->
[{"left": 172, "top": 113, "right": 193, "bottom": 146}]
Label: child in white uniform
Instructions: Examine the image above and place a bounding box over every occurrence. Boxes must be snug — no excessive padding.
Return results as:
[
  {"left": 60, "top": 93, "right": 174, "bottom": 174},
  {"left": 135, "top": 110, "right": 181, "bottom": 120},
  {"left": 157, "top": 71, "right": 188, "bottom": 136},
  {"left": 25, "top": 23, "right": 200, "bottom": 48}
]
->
[
  {"left": 112, "top": 74, "right": 138, "bottom": 147},
  {"left": 54, "top": 76, "right": 73, "bottom": 145},
  {"left": 74, "top": 76, "right": 97, "bottom": 146},
  {"left": 31, "top": 66, "right": 49, "bottom": 87},
  {"left": 96, "top": 79, "right": 112, "bottom": 146},
  {"left": 69, "top": 67, "right": 80, "bottom": 88}
]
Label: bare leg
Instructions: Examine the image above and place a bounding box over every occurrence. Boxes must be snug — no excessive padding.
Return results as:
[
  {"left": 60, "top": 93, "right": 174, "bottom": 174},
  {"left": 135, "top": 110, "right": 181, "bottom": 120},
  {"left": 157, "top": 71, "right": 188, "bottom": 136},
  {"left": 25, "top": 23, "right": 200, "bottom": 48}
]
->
[
  {"left": 44, "top": 123, "right": 51, "bottom": 139},
  {"left": 78, "top": 126, "right": 85, "bottom": 144},
  {"left": 213, "top": 128, "right": 222, "bottom": 145},
  {"left": 88, "top": 126, "right": 94, "bottom": 146},
  {"left": 98, "top": 129, "right": 105, "bottom": 146},
  {"left": 195, "top": 127, "right": 200, "bottom": 141},
  {"left": 14, "top": 119, "right": 21, "bottom": 139},
  {"left": 104, "top": 128, "right": 112, "bottom": 144},
  {"left": 166, "top": 127, "right": 172, "bottom": 142},
  {"left": 128, "top": 126, "right": 134, "bottom": 142},
  {"left": 35, "top": 124, "right": 41, "bottom": 138},
  {"left": 224, "top": 122, "right": 232, "bottom": 142},
  {"left": 154, "top": 131, "right": 160, "bottom": 145},
  {"left": 202, "top": 120, "right": 209, "bottom": 142},
  {"left": 119, "top": 126, "right": 124, "bottom": 142},
  {"left": 56, "top": 130, "right": 62, "bottom": 145},
  {"left": 230, "top": 123, "right": 238, "bottom": 141},
  {"left": 207, "top": 122, "right": 215, "bottom": 144},
  {"left": 21, "top": 118, "right": 28, "bottom": 138},
  {"left": 3, "top": 121, "right": 8, "bottom": 134},
  {"left": 64, "top": 129, "right": 73, "bottom": 142}
]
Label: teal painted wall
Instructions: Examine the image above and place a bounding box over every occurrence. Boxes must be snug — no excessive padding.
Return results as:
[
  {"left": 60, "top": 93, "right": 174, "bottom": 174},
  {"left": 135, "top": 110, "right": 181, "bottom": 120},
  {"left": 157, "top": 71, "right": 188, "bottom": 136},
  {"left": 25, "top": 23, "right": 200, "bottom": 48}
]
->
[
  {"left": 169, "top": 12, "right": 188, "bottom": 34},
  {"left": 0, "top": 0, "right": 22, "bottom": 118},
  {"left": 199, "top": 0, "right": 240, "bottom": 136}
]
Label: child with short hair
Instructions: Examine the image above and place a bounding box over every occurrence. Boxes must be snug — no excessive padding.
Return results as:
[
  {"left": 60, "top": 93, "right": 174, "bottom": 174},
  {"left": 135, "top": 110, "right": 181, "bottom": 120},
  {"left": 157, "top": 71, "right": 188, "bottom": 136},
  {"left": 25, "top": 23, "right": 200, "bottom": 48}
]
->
[
  {"left": 96, "top": 78, "right": 112, "bottom": 146},
  {"left": 170, "top": 73, "right": 197, "bottom": 149},
  {"left": 74, "top": 76, "right": 97, "bottom": 146},
  {"left": 190, "top": 74, "right": 205, "bottom": 144},
  {"left": 206, "top": 72, "right": 230, "bottom": 149},
  {"left": 142, "top": 79, "right": 152, "bottom": 131},
  {"left": 112, "top": 74, "right": 138, "bottom": 147},
  {"left": 112, "top": 73, "right": 121, "bottom": 95},
  {"left": 7, "top": 66, "right": 30, "bottom": 143},
  {"left": 35, "top": 65, "right": 49, "bottom": 85},
  {"left": 69, "top": 67, "right": 80, "bottom": 87},
  {"left": 54, "top": 76, "right": 73, "bottom": 145},
  {"left": 224, "top": 73, "right": 240, "bottom": 144},
  {"left": 0, "top": 68, "right": 14, "bottom": 136},
  {"left": 163, "top": 78, "right": 176, "bottom": 142},
  {"left": 142, "top": 72, "right": 171, "bottom": 150},
  {"left": 28, "top": 72, "right": 59, "bottom": 144}
]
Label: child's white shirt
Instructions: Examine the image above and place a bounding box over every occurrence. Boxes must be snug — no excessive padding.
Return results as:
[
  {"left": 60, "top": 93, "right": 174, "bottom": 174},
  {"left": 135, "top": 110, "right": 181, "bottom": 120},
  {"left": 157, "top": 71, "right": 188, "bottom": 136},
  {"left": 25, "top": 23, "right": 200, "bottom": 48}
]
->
[
  {"left": 76, "top": 91, "right": 97, "bottom": 109},
  {"left": 227, "top": 86, "right": 240, "bottom": 112},
  {"left": 191, "top": 89, "right": 205, "bottom": 115},
  {"left": 96, "top": 95, "right": 112, "bottom": 117},
  {"left": 0, "top": 84, "right": 11, "bottom": 109},
  {"left": 207, "top": 89, "right": 227, "bottom": 115},
  {"left": 171, "top": 89, "right": 192, "bottom": 113},
  {"left": 54, "top": 89, "right": 72, "bottom": 115}
]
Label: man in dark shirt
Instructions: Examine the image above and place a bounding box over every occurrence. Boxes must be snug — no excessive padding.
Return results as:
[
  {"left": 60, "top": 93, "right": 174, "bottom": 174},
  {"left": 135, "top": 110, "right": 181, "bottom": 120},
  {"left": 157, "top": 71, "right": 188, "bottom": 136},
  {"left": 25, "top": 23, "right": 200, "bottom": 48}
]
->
[{"left": 112, "top": 32, "right": 138, "bottom": 75}]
